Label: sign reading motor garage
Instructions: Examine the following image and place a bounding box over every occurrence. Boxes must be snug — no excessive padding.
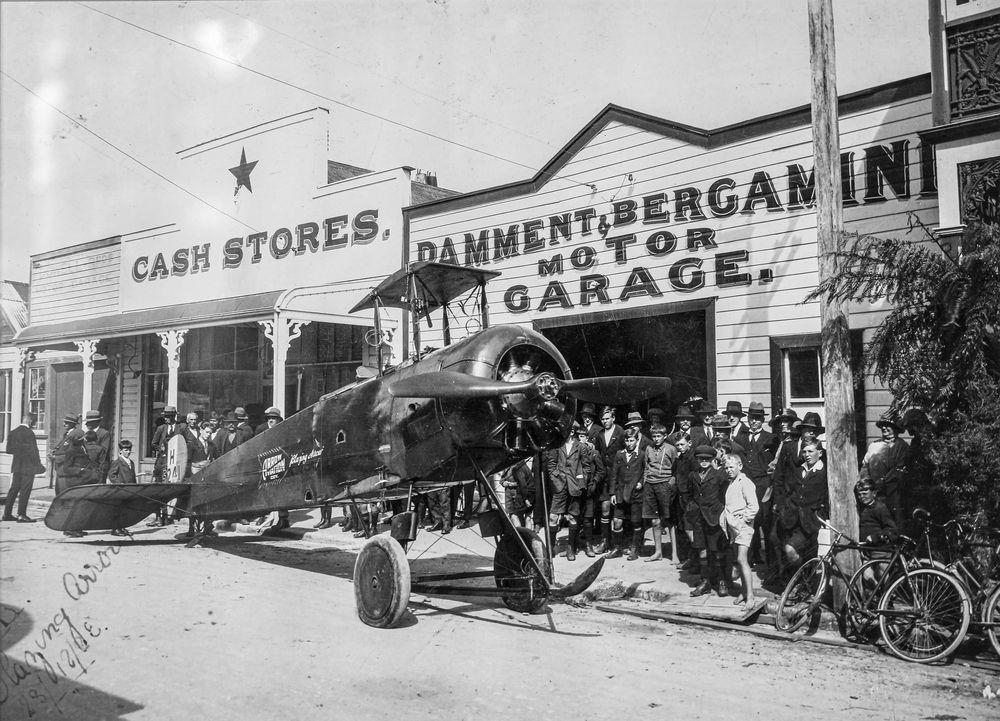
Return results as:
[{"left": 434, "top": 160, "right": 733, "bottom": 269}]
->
[{"left": 413, "top": 137, "right": 936, "bottom": 314}]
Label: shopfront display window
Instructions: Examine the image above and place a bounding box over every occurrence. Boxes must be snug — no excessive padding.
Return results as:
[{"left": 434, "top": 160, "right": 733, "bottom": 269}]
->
[
  {"left": 286, "top": 322, "right": 368, "bottom": 412},
  {"left": 786, "top": 347, "right": 824, "bottom": 403},
  {"left": 28, "top": 367, "right": 46, "bottom": 429}
]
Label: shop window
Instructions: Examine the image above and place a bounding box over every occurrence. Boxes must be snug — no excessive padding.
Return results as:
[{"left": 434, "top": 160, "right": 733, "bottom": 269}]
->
[
  {"left": 285, "top": 323, "right": 369, "bottom": 411},
  {"left": 28, "top": 367, "right": 46, "bottom": 429},
  {"left": 0, "top": 370, "right": 10, "bottom": 444}
]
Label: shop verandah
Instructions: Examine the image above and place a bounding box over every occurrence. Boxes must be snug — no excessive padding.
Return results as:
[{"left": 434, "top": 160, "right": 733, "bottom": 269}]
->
[{"left": 13, "top": 287, "right": 393, "bottom": 476}]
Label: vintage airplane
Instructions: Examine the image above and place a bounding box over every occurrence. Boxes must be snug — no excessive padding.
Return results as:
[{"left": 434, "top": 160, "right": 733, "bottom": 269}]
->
[{"left": 45, "top": 261, "right": 670, "bottom": 628}]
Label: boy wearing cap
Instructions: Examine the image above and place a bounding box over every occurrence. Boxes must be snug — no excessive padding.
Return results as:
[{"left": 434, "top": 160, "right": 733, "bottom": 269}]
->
[
  {"left": 608, "top": 427, "right": 645, "bottom": 560},
  {"left": 642, "top": 423, "right": 678, "bottom": 562},
  {"left": 860, "top": 416, "right": 910, "bottom": 527},
  {"left": 686, "top": 445, "right": 729, "bottom": 596},
  {"left": 255, "top": 406, "right": 284, "bottom": 435}
]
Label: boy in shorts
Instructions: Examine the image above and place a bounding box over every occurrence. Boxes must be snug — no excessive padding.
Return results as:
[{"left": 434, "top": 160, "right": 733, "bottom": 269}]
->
[{"left": 642, "top": 423, "right": 678, "bottom": 562}]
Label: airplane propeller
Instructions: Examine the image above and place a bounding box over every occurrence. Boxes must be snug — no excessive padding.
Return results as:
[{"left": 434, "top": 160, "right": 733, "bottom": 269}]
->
[{"left": 388, "top": 370, "right": 670, "bottom": 406}]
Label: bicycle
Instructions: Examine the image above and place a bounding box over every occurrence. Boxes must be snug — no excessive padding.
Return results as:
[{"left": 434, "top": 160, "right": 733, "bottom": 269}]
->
[
  {"left": 938, "top": 518, "right": 1000, "bottom": 657},
  {"left": 774, "top": 517, "right": 972, "bottom": 663}
]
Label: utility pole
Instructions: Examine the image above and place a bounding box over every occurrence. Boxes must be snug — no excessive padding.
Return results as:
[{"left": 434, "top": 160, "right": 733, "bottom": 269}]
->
[{"left": 808, "top": 0, "right": 861, "bottom": 602}]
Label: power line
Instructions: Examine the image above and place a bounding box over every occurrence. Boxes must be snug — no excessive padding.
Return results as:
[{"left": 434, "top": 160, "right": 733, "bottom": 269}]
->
[
  {"left": 208, "top": 1, "right": 556, "bottom": 151},
  {"left": 1, "top": 71, "right": 259, "bottom": 233},
  {"left": 75, "top": 2, "right": 597, "bottom": 194}
]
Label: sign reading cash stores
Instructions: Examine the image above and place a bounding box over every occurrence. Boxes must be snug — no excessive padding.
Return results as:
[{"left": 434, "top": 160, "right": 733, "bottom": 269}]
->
[
  {"left": 414, "top": 137, "right": 935, "bottom": 315},
  {"left": 119, "top": 168, "right": 406, "bottom": 313}
]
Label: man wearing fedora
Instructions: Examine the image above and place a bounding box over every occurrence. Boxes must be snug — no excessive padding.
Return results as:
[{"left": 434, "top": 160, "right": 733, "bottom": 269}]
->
[
  {"left": 214, "top": 412, "right": 242, "bottom": 456},
  {"left": 624, "top": 410, "right": 652, "bottom": 448},
  {"left": 52, "top": 413, "right": 84, "bottom": 495},
  {"left": 725, "top": 401, "right": 749, "bottom": 439},
  {"left": 689, "top": 400, "right": 718, "bottom": 447},
  {"left": 860, "top": 415, "right": 910, "bottom": 527},
  {"left": 735, "top": 402, "right": 779, "bottom": 571},
  {"left": 79, "top": 410, "right": 111, "bottom": 484},
  {"left": 671, "top": 404, "right": 696, "bottom": 441},
  {"left": 233, "top": 407, "right": 255, "bottom": 446}
]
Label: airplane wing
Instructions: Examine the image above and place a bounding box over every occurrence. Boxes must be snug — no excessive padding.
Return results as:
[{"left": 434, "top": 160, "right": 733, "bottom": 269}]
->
[{"left": 44, "top": 484, "right": 192, "bottom": 532}]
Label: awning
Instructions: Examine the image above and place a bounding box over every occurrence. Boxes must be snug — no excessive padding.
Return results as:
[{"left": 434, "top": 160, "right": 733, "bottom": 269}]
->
[{"left": 14, "top": 291, "right": 284, "bottom": 346}]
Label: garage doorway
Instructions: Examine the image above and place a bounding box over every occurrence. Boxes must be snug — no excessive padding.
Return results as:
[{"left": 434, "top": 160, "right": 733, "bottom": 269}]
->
[{"left": 535, "top": 299, "right": 714, "bottom": 428}]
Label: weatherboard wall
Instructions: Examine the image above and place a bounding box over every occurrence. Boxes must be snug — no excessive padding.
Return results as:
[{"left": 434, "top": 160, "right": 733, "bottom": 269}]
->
[{"left": 406, "top": 81, "right": 938, "bottom": 443}]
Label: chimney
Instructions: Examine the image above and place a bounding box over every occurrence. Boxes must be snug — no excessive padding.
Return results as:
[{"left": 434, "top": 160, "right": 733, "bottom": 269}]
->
[
  {"left": 425, "top": 171, "right": 438, "bottom": 187},
  {"left": 414, "top": 169, "right": 427, "bottom": 184}
]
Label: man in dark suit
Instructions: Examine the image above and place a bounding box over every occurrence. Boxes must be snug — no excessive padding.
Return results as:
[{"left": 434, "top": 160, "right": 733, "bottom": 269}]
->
[
  {"left": 735, "top": 401, "right": 779, "bottom": 570},
  {"left": 213, "top": 413, "right": 242, "bottom": 456},
  {"left": 79, "top": 410, "right": 111, "bottom": 485},
  {"left": 233, "top": 407, "right": 255, "bottom": 446},
  {"left": 689, "top": 400, "right": 718, "bottom": 446},
  {"left": 3, "top": 412, "right": 41, "bottom": 522},
  {"left": 608, "top": 427, "right": 645, "bottom": 559}
]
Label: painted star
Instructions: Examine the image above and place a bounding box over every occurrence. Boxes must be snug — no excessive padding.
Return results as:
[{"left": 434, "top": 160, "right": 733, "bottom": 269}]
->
[{"left": 229, "top": 147, "right": 259, "bottom": 195}]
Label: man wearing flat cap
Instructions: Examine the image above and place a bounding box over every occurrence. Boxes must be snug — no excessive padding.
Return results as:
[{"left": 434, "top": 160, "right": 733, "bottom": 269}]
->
[{"left": 860, "top": 415, "right": 910, "bottom": 527}]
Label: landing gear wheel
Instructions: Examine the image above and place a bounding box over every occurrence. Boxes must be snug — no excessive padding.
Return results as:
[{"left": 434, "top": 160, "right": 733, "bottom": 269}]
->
[
  {"left": 354, "top": 535, "right": 411, "bottom": 628},
  {"left": 494, "top": 527, "right": 551, "bottom": 614}
]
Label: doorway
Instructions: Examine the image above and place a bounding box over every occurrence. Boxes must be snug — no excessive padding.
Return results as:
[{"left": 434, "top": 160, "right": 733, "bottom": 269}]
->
[{"left": 536, "top": 302, "right": 713, "bottom": 427}]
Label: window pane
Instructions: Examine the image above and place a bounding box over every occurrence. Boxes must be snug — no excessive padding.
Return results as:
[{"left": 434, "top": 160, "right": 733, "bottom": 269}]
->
[
  {"left": 234, "top": 327, "right": 259, "bottom": 370},
  {"left": 0, "top": 370, "right": 10, "bottom": 443},
  {"left": 788, "top": 348, "right": 823, "bottom": 399},
  {"left": 214, "top": 327, "right": 235, "bottom": 370}
]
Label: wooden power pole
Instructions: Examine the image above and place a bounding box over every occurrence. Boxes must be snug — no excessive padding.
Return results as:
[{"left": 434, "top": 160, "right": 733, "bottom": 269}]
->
[{"left": 808, "top": 0, "right": 861, "bottom": 601}]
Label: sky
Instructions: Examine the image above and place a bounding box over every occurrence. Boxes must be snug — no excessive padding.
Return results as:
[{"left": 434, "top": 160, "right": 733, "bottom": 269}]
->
[{"left": 0, "top": 0, "right": 931, "bottom": 284}]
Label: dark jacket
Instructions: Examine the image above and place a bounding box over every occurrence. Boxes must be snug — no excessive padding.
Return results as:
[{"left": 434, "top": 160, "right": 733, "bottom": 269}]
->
[
  {"left": 5, "top": 424, "right": 41, "bottom": 475},
  {"left": 107, "top": 457, "right": 138, "bottom": 484},
  {"left": 781, "top": 460, "right": 830, "bottom": 536},
  {"left": 734, "top": 427, "right": 778, "bottom": 486},
  {"left": 544, "top": 439, "right": 594, "bottom": 497},
  {"left": 682, "top": 466, "right": 727, "bottom": 527},
  {"left": 610, "top": 448, "right": 644, "bottom": 504},
  {"left": 502, "top": 459, "right": 536, "bottom": 506}
]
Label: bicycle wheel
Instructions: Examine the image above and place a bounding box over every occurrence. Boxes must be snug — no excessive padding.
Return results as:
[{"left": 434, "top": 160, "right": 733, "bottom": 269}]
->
[
  {"left": 878, "top": 568, "right": 972, "bottom": 663},
  {"left": 845, "top": 559, "right": 898, "bottom": 641},
  {"left": 984, "top": 584, "right": 1000, "bottom": 658},
  {"left": 775, "top": 558, "right": 826, "bottom": 633}
]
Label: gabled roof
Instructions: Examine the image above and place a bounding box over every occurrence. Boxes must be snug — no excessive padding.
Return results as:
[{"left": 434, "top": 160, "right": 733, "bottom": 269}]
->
[{"left": 407, "top": 74, "right": 932, "bottom": 218}]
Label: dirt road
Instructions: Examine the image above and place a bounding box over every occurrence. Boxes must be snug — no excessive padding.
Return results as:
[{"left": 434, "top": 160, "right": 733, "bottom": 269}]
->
[{"left": 1, "top": 519, "right": 996, "bottom": 720}]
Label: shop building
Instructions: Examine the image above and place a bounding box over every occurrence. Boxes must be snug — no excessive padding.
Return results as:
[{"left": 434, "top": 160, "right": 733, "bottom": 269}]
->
[
  {"left": 406, "top": 76, "right": 941, "bottom": 445},
  {"left": 924, "top": 0, "right": 1000, "bottom": 242},
  {"left": 13, "top": 108, "right": 455, "bottom": 477}
]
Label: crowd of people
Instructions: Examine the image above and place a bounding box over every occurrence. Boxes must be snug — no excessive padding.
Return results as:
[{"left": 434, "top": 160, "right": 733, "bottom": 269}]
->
[
  {"left": 494, "top": 398, "right": 915, "bottom": 607},
  {"left": 2, "top": 393, "right": 915, "bottom": 601}
]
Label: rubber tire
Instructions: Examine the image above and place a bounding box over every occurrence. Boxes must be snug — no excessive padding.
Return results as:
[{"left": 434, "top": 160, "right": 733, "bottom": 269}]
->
[
  {"left": 354, "top": 535, "right": 411, "bottom": 628},
  {"left": 983, "top": 584, "right": 1000, "bottom": 658},
  {"left": 878, "top": 568, "right": 972, "bottom": 663},
  {"left": 494, "top": 526, "right": 550, "bottom": 614},
  {"left": 775, "top": 557, "right": 827, "bottom": 633},
  {"left": 845, "top": 558, "right": 898, "bottom": 640}
]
